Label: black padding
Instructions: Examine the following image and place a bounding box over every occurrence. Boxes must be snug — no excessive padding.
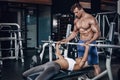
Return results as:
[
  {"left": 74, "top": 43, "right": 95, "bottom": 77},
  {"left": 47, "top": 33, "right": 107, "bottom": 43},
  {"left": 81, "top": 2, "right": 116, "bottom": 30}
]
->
[
  {"left": 27, "top": 66, "right": 94, "bottom": 80},
  {"left": 52, "top": 66, "right": 94, "bottom": 80}
]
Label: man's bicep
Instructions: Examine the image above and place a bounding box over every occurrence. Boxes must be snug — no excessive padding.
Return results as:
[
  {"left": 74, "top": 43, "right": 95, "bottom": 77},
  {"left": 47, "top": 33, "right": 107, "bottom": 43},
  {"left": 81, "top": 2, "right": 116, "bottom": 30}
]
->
[{"left": 91, "top": 20, "right": 100, "bottom": 33}]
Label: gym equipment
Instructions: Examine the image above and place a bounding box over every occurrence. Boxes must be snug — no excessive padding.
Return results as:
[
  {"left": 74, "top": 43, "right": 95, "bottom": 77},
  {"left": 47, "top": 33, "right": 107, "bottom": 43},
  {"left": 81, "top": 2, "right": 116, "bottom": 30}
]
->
[
  {"left": 95, "top": 11, "right": 116, "bottom": 38},
  {"left": 52, "top": 66, "right": 94, "bottom": 80},
  {"left": 42, "top": 40, "right": 120, "bottom": 48},
  {"left": 37, "top": 41, "right": 114, "bottom": 80},
  {"left": 27, "top": 65, "right": 94, "bottom": 80},
  {"left": 0, "top": 23, "right": 24, "bottom": 65},
  {"left": 27, "top": 41, "right": 94, "bottom": 80},
  {"left": 40, "top": 23, "right": 116, "bottom": 80},
  {"left": 40, "top": 22, "right": 116, "bottom": 80},
  {"left": 27, "top": 21, "right": 117, "bottom": 80},
  {"left": 27, "top": 22, "right": 117, "bottom": 80},
  {"left": 27, "top": 40, "right": 116, "bottom": 80}
]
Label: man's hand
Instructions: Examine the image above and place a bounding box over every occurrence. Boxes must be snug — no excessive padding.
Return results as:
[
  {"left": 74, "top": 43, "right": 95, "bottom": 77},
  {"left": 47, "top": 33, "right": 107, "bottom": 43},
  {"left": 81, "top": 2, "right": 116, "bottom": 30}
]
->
[
  {"left": 85, "top": 41, "right": 91, "bottom": 45},
  {"left": 57, "top": 39, "right": 69, "bottom": 44},
  {"left": 81, "top": 43, "right": 89, "bottom": 49},
  {"left": 84, "top": 43, "right": 90, "bottom": 49}
]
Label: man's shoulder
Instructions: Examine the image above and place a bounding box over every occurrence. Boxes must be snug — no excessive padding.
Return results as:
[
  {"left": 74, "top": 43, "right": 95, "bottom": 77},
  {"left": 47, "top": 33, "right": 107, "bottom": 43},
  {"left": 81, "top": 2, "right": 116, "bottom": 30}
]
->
[
  {"left": 85, "top": 13, "right": 94, "bottom": 19},
  {"left": 85, "top": 14, "right": 96, "bottom": 22}
]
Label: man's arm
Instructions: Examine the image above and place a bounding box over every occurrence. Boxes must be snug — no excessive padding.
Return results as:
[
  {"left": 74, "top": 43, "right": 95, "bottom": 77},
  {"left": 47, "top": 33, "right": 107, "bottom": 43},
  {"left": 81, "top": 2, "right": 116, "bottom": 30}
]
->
[
  {"left": 61, "top": 19, "right": 79, "bottom": 43},
  {"left": 61, "top": 31, "right": 78, "bottom": 42},
  {"left": 86, "top": 18, "right": 101, "bottom": 44}
]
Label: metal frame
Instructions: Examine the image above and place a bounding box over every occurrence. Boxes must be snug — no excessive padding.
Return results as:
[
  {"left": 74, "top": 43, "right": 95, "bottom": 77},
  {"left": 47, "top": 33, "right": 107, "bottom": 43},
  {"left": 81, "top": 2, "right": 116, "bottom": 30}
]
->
[
  {"left": 38, "top": 40, "right": 114, "bottom": 80},
  {"left": 47, "top": 41, "right": 113, "bottom": 80},
  {"left": 0, "top": 23, "right": 24, "bottom": 65},
  {"left": 95, "top": 11, "right": 116, "bottom": 38}
]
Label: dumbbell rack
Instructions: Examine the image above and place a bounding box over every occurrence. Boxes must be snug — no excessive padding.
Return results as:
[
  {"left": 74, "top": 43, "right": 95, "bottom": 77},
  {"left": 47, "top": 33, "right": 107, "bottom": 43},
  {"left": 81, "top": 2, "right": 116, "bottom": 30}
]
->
[{"left": 0, "top": 23, "right": 24, "bottom": 65}]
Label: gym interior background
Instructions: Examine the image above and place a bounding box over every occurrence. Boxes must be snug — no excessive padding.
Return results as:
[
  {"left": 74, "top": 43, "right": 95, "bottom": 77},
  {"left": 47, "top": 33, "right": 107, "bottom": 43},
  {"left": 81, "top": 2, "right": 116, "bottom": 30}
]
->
[{"left": 0, "top": 0, "right": 120, "bottom": 80}]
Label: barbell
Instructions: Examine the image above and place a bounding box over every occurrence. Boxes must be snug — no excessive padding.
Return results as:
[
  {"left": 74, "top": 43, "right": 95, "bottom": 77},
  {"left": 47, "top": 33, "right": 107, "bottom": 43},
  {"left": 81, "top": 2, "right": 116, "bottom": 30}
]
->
[{"left": 41, "top": 40, "right": 120, "bottom": 48}]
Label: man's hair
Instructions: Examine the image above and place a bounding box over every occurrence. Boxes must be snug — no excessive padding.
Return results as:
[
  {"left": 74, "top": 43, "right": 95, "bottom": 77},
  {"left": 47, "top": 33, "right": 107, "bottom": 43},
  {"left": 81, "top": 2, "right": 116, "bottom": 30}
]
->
[{"left": 71, "top": 3, "right": 83, "bottom": 12}]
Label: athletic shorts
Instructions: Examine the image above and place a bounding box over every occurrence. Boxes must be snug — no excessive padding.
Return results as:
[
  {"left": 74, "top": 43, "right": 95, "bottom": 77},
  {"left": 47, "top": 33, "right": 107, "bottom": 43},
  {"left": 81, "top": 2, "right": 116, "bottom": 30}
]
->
[{"left": 77, "top": 40, "right": 99, "bottom": 65}]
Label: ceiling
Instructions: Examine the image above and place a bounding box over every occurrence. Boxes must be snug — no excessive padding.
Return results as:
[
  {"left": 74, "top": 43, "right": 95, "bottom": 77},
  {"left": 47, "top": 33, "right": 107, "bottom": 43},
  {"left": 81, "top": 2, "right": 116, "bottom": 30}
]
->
[
  {"left": 0, "top": 0, "right": 52, "bottom": 5},
  {"left": 0, "top": 0, "right": 117, "bottom": 11}
]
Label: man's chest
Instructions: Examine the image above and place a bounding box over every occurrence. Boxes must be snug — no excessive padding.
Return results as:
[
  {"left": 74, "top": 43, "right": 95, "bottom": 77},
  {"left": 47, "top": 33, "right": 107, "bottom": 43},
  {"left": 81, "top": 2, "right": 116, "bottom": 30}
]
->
[{"left": 76, "top": 20, "right": 90, "bottom": 30}]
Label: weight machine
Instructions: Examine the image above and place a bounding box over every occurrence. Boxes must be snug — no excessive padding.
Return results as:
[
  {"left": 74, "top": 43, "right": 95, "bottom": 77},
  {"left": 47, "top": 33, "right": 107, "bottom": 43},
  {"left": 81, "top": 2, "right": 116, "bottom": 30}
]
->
[{"left": 0, "top": 23, "right": 24, "bottom": 65}]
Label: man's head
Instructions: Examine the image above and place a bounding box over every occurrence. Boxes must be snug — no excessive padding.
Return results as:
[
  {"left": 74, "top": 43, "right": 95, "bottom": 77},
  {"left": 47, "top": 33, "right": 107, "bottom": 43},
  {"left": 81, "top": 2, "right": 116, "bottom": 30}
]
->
[
  {"left": 71, "top": 3, "right": 84, "bottom": 18},
  {"left": 71, "top": 3, "right": 83, "bottom": 12}
]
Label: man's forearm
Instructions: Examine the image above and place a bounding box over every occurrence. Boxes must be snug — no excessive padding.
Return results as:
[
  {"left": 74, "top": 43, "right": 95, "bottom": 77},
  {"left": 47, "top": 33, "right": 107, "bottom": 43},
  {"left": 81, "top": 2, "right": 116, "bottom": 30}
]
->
[
  {"left": 87, "top": 32, "right": 100, "bottom": 43},
  {"left": 64, "top": 31, "right": 77, "bottom": 42}
]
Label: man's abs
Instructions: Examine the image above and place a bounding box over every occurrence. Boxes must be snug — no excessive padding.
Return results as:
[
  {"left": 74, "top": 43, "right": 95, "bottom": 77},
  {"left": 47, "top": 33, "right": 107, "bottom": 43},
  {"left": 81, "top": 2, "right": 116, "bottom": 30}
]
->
[{"left": 80, "top": 31, "right": 94, "bottom": 41}]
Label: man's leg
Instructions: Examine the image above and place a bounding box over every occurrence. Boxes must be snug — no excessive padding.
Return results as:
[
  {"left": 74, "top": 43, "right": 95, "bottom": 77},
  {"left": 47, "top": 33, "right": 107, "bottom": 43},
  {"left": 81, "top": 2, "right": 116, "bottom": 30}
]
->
[
  {"left": 93, "top": 64, "right": 101, "bottom": 75},
  {"left": 88, "top": 41, "right": 101, "bottom": 76}
]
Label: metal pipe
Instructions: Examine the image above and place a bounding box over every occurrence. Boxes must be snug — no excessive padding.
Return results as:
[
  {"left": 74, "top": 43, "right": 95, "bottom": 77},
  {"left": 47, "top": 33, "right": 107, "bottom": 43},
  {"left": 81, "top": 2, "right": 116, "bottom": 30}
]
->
[
  {"left": 92, "top": 70, "right": 107, "bottom": 80},
  {"left": 41, "top": 40, "right": 120, "bottom": 48},
  {"left": 106, "top": 48, "right": 113, "bottom": 80},
  {"left": 49, "top": 36, "right": 52, "bottom": 62},
  {"left": 96, "top": 11, "right": 116, "bottom": 15},
  {"left": 0, "top": 23, "right": 24, "bottom": 62}
]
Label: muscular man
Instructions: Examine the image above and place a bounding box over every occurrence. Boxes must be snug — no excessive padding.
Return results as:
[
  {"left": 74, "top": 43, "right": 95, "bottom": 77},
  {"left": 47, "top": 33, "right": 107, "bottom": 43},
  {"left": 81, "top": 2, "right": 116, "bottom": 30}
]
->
[
  {"left": 60, "top": 3, "right": 101, "bottom": 75},
  {"left": 22, "top": 43, "right": 89, "bottom": 80}
]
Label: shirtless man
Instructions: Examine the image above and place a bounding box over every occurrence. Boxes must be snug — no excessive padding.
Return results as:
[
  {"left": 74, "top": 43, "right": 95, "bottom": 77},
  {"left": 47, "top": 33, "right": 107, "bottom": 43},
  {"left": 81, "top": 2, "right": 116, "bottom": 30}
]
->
[
  {"left": 59, "top": 3, "right": 101, "bottom": 75},
  {"left": 22, "top": 43, "right": 89, "bottom": 80}
]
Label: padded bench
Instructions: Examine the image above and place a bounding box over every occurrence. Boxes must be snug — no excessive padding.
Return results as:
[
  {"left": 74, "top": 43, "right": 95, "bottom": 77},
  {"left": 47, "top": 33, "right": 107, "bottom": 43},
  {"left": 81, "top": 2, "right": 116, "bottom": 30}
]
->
[{"left": 27, "top": 66, "right": 94, "bottom": 80}]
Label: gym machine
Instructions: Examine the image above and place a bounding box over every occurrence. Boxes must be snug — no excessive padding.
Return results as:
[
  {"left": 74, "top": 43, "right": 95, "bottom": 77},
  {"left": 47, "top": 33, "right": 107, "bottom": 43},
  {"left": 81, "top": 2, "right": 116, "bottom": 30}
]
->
[{"left": 0, "top": 23, "right": 24, "bottom": 65}]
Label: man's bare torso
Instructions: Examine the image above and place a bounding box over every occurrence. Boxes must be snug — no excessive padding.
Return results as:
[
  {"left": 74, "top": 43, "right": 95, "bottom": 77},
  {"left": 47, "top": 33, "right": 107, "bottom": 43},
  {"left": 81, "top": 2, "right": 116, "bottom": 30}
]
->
[{"left": 75, "top": 14, "right": 95, "bottom": 41}]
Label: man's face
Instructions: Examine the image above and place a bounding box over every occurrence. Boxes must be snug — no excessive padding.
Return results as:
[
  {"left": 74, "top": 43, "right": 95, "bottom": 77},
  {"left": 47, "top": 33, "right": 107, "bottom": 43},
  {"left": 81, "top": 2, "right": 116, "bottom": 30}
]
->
[{"left": 73, "top": 7, "right": 82, "bottom": 18}]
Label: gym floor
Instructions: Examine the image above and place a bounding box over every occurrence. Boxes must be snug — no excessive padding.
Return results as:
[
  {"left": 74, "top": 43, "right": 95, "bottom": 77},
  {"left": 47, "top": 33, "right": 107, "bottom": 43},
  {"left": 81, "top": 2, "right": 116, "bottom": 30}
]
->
[{"left": 0, "top": 49, "right": 120, "bottom": 80}]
